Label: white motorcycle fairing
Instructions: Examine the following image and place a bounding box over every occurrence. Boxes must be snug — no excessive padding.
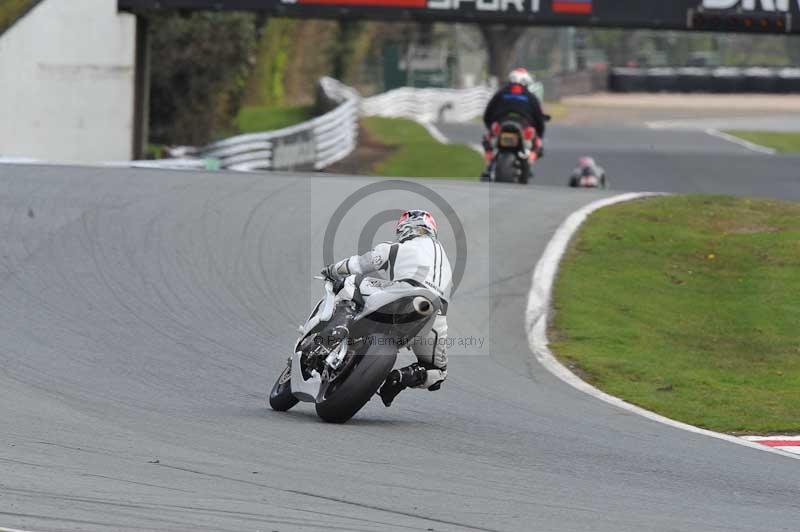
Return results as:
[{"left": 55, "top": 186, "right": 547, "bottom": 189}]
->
[{"left": 290, "top": 277, "right": 440, "bottom": 404}]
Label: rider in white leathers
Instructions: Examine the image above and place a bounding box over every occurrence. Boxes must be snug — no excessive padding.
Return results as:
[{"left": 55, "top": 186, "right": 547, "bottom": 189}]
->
[{"left": 322, "top": 210, "right": 452, "bottom": 407}]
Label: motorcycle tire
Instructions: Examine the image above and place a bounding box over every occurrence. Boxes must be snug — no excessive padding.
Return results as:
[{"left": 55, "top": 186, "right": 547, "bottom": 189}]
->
[
  {"left": 315, "top": 334, "right": 398, "bottom": 424},
  {"left": 493, "top": 152, "right": 519, "bottom": 183},
  {"left": 519, "top": 161, "right": 531, "bottom": 184},
  {"left": 269, "top": 361, "right": 299, "bottom": 412}
]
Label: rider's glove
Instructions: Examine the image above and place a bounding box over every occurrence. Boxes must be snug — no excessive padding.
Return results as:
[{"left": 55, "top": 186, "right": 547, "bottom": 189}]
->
[{"left": 321, "top": 264, "right": 337, "bottom": 281}]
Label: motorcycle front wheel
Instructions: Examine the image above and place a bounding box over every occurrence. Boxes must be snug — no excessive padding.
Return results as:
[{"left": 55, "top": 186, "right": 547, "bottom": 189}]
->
[
  {"left": 269, "top": 361, "right": 299, "bottom": 412},
  {"left": 315, "top": 334, "right": 398, "bottom": 423}
]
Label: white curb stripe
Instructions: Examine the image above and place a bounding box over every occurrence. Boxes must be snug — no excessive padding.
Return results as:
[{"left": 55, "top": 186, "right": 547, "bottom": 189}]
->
[
  {"left": 469, "top": 143, "right": 485, "bottom": 156},
  {"left": 416, "top": 120, "right": 487, "bottom": 159},
  {"left": 415, "top": 120, "right": 450, "bottom": 145},
  {"left": 741, "top": 436, "right": 800, "bottom": 455},
  {"left": 704, "top": 129, "right": 777, "bottom": 155},
  {"left": 742, "top": 435, "right": 800, "bottom": 441},
  {"left": 525, "top": 193, "right": 800, "bottom": 461}
]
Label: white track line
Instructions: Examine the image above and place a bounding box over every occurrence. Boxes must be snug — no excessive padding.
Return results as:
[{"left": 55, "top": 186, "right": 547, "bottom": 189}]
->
[
  {"left": 704, "top": 129, "right": 777, "bottom": 155},
  {"left": 417, "top": 120, "right": 486, "bottom": 158},
  {"left": 415, "top": 120, "right": 450, "bottom": 145},
  {"left": 646, "top": 120, "right": 776, "bottom": 155},
  {"left": 468, "top": 143, "right": 484, "bottom": 155},
  {"left": 1, "top": 527, "right": 40, "bottom": 532},
  {"left": 525, "top": 193, "right": 800, "bottom": 461}
]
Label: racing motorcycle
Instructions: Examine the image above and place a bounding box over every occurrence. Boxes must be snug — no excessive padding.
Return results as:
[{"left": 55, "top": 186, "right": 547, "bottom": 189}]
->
[
  {"left": 481, "top": 114, "right": 549, "bottom": 185},
  {"left": 269, "top": 276, "right": 442, "bottom": 423},
  {"left": 569, "top": 166, "right": 608, "bottom": 189}
]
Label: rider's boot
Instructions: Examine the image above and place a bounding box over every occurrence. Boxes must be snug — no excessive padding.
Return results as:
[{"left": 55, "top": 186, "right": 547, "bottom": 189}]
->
[
  {"left": 378, "top": 363, "right": 428, "bottom": 407},
  {"left": 480, "top": 159, "right": 495, "bottom": 180}
]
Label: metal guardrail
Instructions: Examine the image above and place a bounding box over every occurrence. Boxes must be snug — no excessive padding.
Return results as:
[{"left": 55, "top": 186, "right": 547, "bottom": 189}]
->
[
  {"left": 141, "top": 78, "right": 529, "bottom": 172},
  {"left": 141, "top": 77, "right": 359, "bottom": 172},
  {"left": 200, "top": 77, "right": 359, "bottom": 171},
  {"left": 360, "top": 82, "right": 544, "bottom": 123},
  {"left": 361, "top": 85, "right": 494, "bottom": 123},
  {"left": 610, "top": 67, "right": 800, "bottom": 94}
]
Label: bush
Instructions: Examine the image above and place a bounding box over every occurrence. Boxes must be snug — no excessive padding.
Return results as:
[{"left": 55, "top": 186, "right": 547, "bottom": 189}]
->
[{"left": 148, "top": 12, "right": 260, "bottom": 145}]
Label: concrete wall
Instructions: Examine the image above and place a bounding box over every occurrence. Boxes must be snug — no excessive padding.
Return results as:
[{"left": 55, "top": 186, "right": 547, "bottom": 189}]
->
[{"left": 0, "top": 0, "right": 136, "bottom": 162}]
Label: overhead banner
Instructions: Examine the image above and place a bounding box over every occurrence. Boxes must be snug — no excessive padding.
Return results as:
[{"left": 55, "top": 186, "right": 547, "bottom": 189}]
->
[{"left": 118, "top": 0, "right": 798, "bottom": 33}]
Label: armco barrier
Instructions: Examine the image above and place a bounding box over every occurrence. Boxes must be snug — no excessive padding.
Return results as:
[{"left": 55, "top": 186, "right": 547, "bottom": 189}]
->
[
  {"left": 201, "top": 77, "right": 359, "bottom": 171},
  {"left": 711, "top": 67, "right": 745, "bottom": 93},
  {"left": 670, "top": 67, "right": 714, "bottom": 92},
  {"left": 609, "top": 67, "right": 649, "bottom": 93},
  {"left": 778, "top": 68, "right": 800, "bottom": 93},
  {"left": 744, "top": 67, "right": 777, "bottom": 93},
  {"left": 361, "top": 84, "right": 502, "bottom": 123},
  {"left": 610, "top": 66, "right": 800, "bottom": 94},
  {"left": 142, "top": 76, "right": 584, "bottom": 172},
  {"left": 646, "top": 68, "right": 679, "bottom": 93},
  {"left": 141, "top": 77, "right": 359, "bottom": 172},
  {"left": 145, "top": 79, "right": 499, "bottom": 171}
]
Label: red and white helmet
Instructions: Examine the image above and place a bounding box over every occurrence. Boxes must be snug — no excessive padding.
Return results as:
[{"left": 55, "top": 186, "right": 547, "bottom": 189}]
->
[
  {"left": 578, "top": 156, "right": 597, "bottom": 169},
  {"left": 509, "top": 67, "right": 534, "bottom": 89},
  {"left": 396, "top": 210, "right": 438, "bottom": 242}
]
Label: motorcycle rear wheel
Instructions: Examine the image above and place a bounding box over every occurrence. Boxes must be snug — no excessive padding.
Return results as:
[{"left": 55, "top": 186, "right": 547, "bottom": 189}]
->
[
  {"left": 494, "top": 152, "right": 518, "bottom": 183},
  {"left": 315, "top": 334, "right": 398, "bottom": 423}
]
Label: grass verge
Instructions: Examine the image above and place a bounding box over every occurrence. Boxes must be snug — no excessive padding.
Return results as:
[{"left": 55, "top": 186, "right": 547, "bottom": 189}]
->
[
  {"left": 362, "top": 117, "right": 483, "bottom": 179},
  {"left": 0, "top": 0, "right": 34, "bottom": 34},
  {"left": 724, "top": 130, "right": 800, "bottom": 153},
  {"left": 234, "top": 105, "right": 313, "bottom": 134},
  {"left": 550, "top": 195, "right": 800, "bottom": 434}
]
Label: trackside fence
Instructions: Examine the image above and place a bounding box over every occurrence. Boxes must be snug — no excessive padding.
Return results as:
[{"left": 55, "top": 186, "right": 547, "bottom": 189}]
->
[{"left": 137, "top": 78, "right": 507, "bottom": 171}]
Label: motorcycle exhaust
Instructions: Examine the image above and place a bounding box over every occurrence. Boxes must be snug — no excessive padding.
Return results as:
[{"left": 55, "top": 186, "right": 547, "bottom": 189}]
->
[{"left": 412, "top": 297, "right": 434, "bottom": 317}]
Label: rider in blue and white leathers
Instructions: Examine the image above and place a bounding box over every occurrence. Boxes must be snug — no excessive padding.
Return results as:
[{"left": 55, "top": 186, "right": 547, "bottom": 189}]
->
[{"left": 321, "top": 209, "right": 452, "bottom": 406}]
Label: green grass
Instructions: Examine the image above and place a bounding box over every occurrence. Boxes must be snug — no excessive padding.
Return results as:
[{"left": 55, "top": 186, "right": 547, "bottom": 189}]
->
[
  {"left": 551, "top": 195, "right": 800, "bottom": 434},
  {"left": 0, "top": 0, "right": 35, "bottom": 33},
  {"left": 363, "top": 117, "right": 483, "bottom": 179},
  {"left": 234, "top": 105, "right": 313, "bottom": 134},
  {"left": 724, "top": 130, "right": 800, "bottom": 153}
]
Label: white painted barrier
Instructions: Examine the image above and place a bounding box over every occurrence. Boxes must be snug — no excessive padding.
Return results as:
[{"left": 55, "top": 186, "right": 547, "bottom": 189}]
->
[{"left": 140, "top": 78, "right": 528, "bottom": 171}]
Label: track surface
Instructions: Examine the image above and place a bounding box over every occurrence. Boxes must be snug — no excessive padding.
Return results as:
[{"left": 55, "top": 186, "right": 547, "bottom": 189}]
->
[
  {"left": 440, "top": 122, "right": 800, "bottom": 199},
  {"left": 1, "top": 162, "right": 799, "bottom": 532}
]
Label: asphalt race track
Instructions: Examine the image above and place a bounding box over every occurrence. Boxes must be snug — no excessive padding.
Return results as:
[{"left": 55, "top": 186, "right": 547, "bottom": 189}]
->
[
  {"left": 0, "top": 163, "right": 798, "bottom": 532},
  {"left": 440, "top": 122, "right": 800, "bottom": 199}
]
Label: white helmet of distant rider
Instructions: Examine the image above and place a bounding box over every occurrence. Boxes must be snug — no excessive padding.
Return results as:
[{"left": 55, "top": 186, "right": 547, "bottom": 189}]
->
[
  {"left": 396, "top": 210, "right": 438, "bottom": 242},
  {"left": 509, "top": 67, "right": 535, "bottom": 92}
]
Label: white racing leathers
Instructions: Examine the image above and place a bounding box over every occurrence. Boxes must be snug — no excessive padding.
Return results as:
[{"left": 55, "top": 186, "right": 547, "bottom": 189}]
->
[{"left": 328, "top": 236, "right": 452, "bottom": 389}]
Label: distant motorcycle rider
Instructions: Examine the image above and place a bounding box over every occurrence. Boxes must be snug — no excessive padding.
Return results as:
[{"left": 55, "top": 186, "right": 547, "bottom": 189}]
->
[
  {"left": 569, "top": 156, "right": 607, "bottom": 188},
  {"left": 321, "top": 210, "right": 452, "bottom": 407},
  {"left": 482, "top": 68, "right": 547, "bottom": 176}
]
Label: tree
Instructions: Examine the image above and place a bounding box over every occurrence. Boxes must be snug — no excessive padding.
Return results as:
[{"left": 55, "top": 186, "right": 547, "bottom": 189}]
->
[
  {"left": 479, "top": 25, "right": 526, "bottom": 82},
  {"left": 148, "top": 12, "right": 259, "bottom": 146}
]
